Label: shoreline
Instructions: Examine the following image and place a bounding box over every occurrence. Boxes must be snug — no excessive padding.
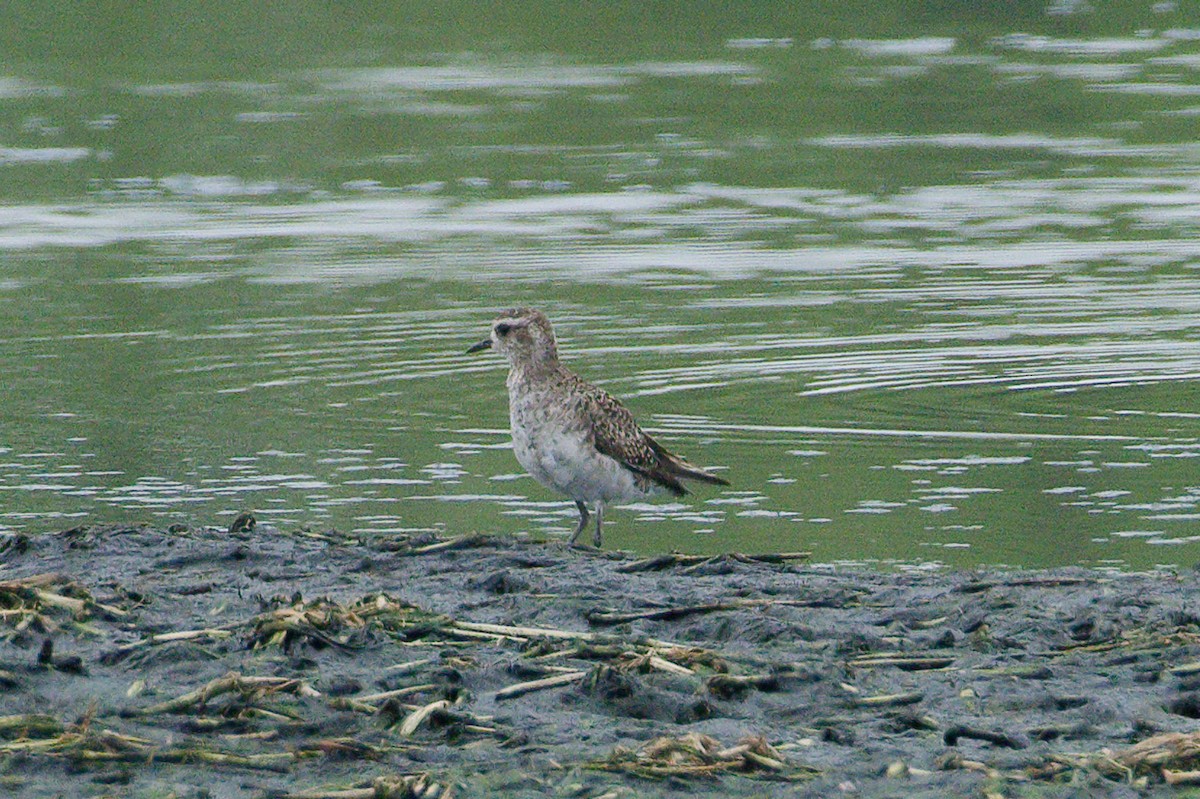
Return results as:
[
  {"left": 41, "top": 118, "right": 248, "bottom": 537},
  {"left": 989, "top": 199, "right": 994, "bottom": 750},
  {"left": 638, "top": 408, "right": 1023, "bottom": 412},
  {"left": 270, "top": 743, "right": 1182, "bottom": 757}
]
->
[{"left": 2, "top": 524, "right": 1199, "bottom": 797}]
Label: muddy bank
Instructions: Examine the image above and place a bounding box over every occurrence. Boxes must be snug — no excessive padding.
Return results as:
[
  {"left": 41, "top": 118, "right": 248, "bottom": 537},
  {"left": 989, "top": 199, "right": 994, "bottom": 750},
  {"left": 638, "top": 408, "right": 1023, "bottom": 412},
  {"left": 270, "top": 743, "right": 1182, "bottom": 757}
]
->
[{"left": 2, "top": 524, "right": 1199, "bottom": 797}]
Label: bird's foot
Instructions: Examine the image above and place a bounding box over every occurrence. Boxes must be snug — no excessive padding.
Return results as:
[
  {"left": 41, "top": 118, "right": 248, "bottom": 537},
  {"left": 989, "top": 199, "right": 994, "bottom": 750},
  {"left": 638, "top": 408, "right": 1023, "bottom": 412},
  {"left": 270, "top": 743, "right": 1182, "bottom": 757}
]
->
[{"left": 567, "top": 541, "right": 603, "bottom": 553}]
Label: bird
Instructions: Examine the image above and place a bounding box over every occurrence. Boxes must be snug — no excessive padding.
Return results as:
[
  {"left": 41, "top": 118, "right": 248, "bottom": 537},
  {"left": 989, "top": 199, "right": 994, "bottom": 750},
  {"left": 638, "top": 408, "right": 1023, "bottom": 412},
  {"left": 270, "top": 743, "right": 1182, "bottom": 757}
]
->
[{"left": 467, "top": 307, "right": 729, "bottom": 548}]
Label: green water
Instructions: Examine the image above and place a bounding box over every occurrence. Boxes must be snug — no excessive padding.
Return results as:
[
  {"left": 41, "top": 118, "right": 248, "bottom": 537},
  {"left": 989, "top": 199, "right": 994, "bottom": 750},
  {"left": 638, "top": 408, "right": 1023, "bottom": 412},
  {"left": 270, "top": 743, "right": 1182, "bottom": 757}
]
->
[{"left": 3, "top": 3, "right": 1200, "bottom": 567}]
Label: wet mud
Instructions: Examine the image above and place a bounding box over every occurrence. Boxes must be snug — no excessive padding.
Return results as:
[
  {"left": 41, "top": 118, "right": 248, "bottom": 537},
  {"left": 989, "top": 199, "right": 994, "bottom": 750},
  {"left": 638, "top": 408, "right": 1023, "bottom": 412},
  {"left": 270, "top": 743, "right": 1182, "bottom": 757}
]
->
[{"left": 2, "top": 524, "right": 1200, "bottom": 797}]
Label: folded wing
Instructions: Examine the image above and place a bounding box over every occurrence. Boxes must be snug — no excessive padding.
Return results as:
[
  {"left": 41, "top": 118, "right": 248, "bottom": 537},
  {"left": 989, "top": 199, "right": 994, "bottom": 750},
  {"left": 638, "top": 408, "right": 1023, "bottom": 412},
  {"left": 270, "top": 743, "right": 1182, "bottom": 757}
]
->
[{"left": 575, "top": 378, "right": 729, "bottom": 496}]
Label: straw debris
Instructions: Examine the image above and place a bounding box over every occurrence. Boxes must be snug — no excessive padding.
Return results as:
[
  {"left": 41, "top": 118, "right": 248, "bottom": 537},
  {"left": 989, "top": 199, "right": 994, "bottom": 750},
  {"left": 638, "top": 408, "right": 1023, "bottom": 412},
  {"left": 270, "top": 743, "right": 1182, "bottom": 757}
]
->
[
  {"left": 590, "top": 732, "right": 816, "bottom": 781},
  {"left": 135, "top": 672, "right": 321, "bottom": 720},
  {"left": 0, "top": 573, "right": 128, "bottom": 639},
  {"left": 1048, "top": 732, "right": 1200, "bottom": 784},
  {"left": 0, "top": 714, "right": 64, "bottom": 739},
  {"left": 278, "top": 772, "right": 452, "bottom": 799},
  {"left": 0, "top": 714, "right": 297, "bottom": 772},
  {"left": 17, "top": 523, "right": 1200, "bottom": 797},
  {"left": 248, "top": 593, "right": 450, "bottom": 651}
]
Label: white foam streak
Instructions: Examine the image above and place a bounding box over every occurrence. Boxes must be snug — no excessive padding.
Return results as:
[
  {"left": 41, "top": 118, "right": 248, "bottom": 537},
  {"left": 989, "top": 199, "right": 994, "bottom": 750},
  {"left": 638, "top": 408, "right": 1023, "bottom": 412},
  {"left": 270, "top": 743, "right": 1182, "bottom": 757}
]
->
[
  {"left": 653, "top": 419, "right": 1147, "bottom": 443},
  {"left": 319, "top": 61, "right": 755, "bottom": 94}
]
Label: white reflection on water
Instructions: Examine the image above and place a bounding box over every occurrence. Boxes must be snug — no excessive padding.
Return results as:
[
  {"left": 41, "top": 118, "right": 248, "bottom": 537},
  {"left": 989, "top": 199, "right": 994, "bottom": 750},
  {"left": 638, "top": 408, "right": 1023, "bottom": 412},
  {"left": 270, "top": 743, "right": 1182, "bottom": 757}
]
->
[
  {"left": 616, "top": 333, "right": 1200, "bottom": 396},
  {"left": 652, "top": 418, "right": 1147, "bottom": 443},
  {"left": 8, "top": 175, "right": 1200, "bottom": 268},
  {"left": 841, "top": 38, "right": 957, "bottom": 57},
  {"left": 994, "top": 62, "right": 1142, "bottom": 80},
  {"left": 809, "top": 133, "right": 1196, "bottom": 159},
  {"left": 0, "top": 147, "right": 91, "bottom": 164},
  {"left": 990, "top": 33, "right": 1173, "bottom": 55},
  {"left": 317, "top": 60, "right": 757, "bottom": 96}
]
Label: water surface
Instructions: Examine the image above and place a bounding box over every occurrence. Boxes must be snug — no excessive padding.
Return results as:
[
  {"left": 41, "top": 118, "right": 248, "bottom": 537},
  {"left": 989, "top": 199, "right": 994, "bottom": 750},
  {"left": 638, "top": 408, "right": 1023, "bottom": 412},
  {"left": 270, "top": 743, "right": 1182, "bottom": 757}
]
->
[{"left": 3, "top": 4, "right": 1200, "bottom": 567}]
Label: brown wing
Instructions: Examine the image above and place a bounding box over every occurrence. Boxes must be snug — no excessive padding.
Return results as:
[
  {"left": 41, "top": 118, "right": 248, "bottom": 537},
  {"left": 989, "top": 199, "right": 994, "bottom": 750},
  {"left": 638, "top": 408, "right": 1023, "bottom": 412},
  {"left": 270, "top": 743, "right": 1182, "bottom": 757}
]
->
[{"left": 570, "top": 377, "right": 689, "bottom": 497}]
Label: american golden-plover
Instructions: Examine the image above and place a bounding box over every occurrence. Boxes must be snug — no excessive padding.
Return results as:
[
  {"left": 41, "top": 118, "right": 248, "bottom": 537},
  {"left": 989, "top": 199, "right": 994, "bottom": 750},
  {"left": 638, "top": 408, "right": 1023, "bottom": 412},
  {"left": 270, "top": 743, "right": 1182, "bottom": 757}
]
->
[{"left": 467, "top": 307, "right": 729, "bottom": 547}]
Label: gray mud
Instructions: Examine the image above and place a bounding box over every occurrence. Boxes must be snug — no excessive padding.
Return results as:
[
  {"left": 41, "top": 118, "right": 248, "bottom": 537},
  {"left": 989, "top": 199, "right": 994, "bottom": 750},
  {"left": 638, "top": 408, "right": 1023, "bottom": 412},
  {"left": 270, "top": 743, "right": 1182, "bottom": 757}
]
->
[{"left": 2, "top": 524, "right": 1200, "bottom": 797}]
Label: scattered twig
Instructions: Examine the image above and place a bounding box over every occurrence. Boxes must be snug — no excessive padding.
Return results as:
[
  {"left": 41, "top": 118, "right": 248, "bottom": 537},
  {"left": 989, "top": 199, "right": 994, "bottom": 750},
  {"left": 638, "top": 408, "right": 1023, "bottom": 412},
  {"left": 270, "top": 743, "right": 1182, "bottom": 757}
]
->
[
  {"left": 278, "top": 773, "right": 450, "bottom": 799},
  {"left": 588, "top": 732, "right": 816, "bottom": 781},
  {"left": 103, "top": 627, "right": 234, "bottom": 663},
  {"left": 0, "top": 574, "right": 128, "bottom": 636},
  {"left": 1168, "top": 661, "right": 1200, "bottom": 676},
  {"left": 587, "top": 602, "right": 740, "bottom": 626},
  {"left": 0, "top": 723, "right": 298, "bottom": 772},
  {"left": 731, "top": 552, "right": 812, "bottom": 564},
  {"left": 616, "top": 552, "right": 810, "bottom": 573},
  {"left": 396, "top": 699, "right": 453, "bottom": 737},
  {"left": 136, "top": 673, "right": 320, "bottom": 716},
  {"left": 944, "top": 724, "right": 1026, "bottom": 749},
  {"left": 848, "top": 655, "right": 955, "bottom": 671},
  {"left": 353, "top": 684, "right": 438, "bottom": 706},
  {"left": 385, "top": 657, "right": 437, "bottom": 674},
  {"left": 1164, "top": 769, "right": 1200, "bottom": 786},
  {"left": 410, "top": 534, "right": 491, "bottom": 555},
  {"left": 0, "top": 714, "right": 64, "bottom": 739},
  {"left": 587, "top": 596, "right": 836, "bottom": 627},
  {"left": 852, "top": 691, "right": 925, "bottom": 708},
  {"left": 617, "top": 554, "right": 708, "bottom": 573},
  {"left": 957, "top": 577, "right": 1098, "bottom": 594},
  {"left": 705, "top": 673, "right": 778, "bottom": 698},
  {"left": 1104, "top": 731, "right": 1200, "bottom": 777},
  {"left": 495, "top": 670, "right": 587, "bottom": 701},
  {"left": 450, "top": 620, "right": 597, "bottom": 642}
]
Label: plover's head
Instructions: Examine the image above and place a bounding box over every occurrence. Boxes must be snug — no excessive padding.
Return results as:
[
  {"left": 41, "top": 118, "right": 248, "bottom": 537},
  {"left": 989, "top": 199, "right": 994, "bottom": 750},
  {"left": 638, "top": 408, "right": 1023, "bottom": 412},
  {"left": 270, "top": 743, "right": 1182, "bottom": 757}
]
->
[{"left": 467, "top": 307, "right": 558, "bottom": 366}]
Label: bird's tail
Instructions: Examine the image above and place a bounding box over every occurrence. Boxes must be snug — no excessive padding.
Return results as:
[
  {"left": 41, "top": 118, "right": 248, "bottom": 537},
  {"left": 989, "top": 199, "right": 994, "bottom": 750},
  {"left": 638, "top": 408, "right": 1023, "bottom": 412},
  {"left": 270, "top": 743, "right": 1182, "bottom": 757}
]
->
[
  {"left": 647, "top": 437, "right": 730, "bottom": 487},
  {"left": 667, "top": 457, "right": 731, "bottom": 487}
]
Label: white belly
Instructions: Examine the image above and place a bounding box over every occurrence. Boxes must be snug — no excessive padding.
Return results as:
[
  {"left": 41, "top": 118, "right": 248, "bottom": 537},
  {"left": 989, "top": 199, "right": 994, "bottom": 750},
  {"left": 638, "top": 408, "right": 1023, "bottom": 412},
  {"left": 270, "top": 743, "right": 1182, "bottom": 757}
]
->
[{"left": 508, "top": 388, "right": 648, "bottom": 504}]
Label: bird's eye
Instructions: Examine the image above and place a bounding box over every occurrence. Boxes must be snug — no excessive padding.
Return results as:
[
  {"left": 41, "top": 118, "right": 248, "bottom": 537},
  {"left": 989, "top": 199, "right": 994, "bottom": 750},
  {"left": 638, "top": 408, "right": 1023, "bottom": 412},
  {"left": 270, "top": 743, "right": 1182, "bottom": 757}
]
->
[{"left": 495, "top": 323, "right": 512, "bottom": 336}]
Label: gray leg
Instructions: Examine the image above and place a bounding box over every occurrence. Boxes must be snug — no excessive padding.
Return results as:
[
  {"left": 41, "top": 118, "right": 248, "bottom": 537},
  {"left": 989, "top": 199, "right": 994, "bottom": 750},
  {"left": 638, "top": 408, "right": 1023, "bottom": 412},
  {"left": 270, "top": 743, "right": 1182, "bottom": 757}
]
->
[
  {"left": 569, "top": 500, "right": 590, "bottom": 545},
  {"left": 593, "top": 502, "right": 605, "bottom": 548}
]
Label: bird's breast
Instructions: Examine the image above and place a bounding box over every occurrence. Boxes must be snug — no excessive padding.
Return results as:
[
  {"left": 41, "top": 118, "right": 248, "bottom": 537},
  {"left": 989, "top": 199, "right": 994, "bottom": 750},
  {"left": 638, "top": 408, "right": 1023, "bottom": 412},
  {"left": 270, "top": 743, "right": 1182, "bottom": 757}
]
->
[{"left": 504, "top": 379, "right": 643, "bottom": 503}]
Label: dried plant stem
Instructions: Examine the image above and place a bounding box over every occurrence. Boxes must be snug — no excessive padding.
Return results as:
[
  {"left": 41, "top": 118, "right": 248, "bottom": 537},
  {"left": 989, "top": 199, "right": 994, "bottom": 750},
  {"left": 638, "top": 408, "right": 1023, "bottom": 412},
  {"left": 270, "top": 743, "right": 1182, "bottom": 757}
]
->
[
  {"left": 396, "top": 699, "right": 453, "bottom": 737},
  {"left": 495, "top": 670, "right": 587, "bottom": 701},
  {"left": 138, "top": 673, "right": 320, "bottom": 715}
]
